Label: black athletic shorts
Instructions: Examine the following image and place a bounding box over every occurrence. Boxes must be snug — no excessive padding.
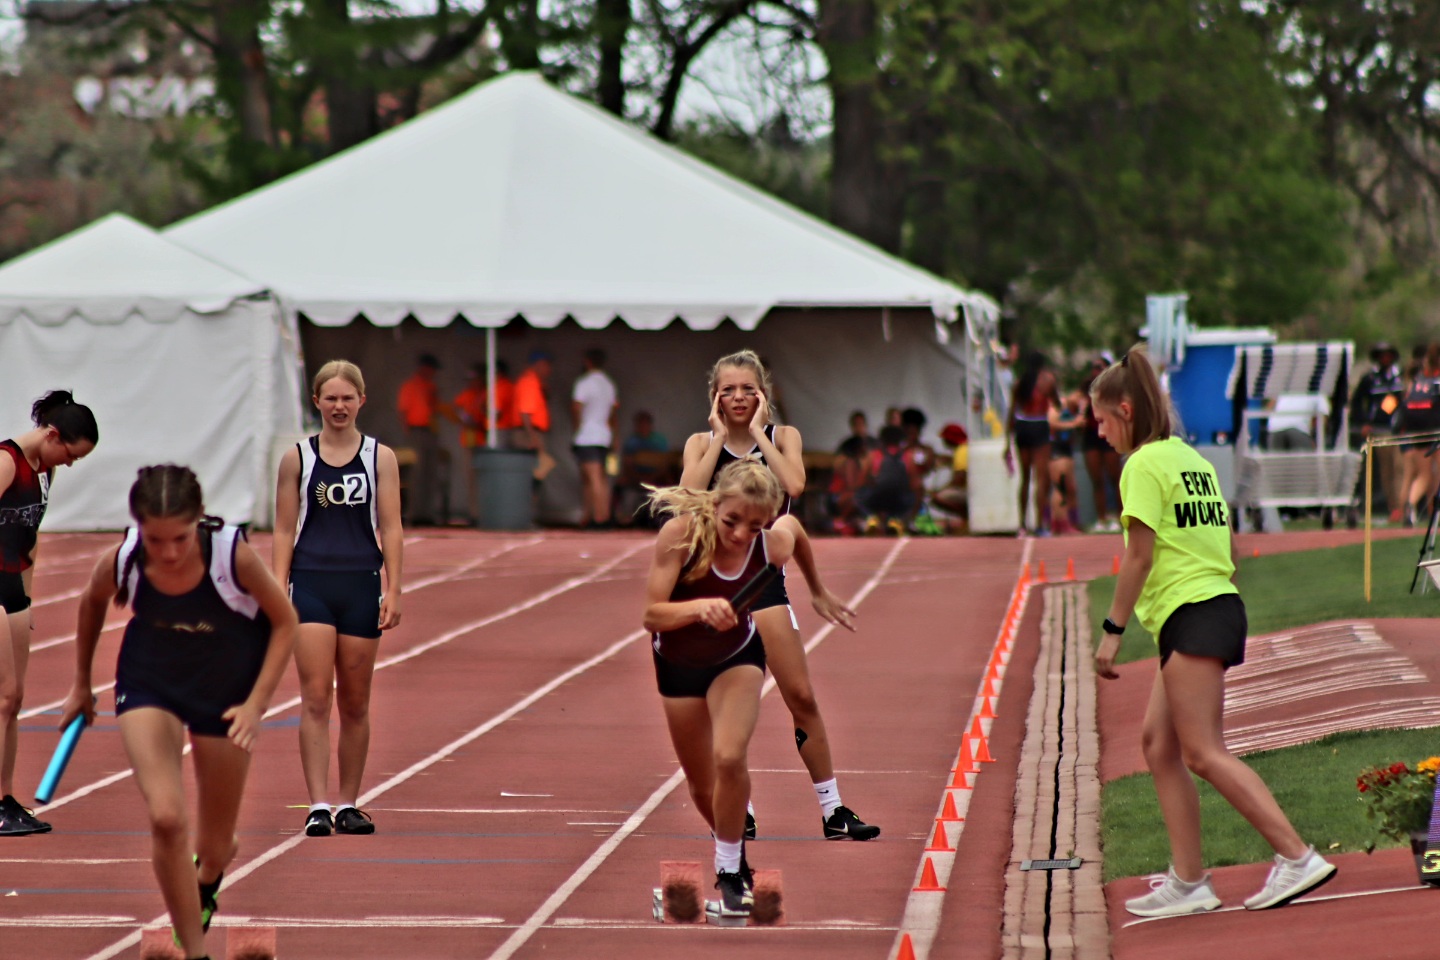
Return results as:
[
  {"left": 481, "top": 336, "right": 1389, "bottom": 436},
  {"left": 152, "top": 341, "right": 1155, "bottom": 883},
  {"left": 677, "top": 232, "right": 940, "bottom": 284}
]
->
[
  {"left": 114, "top": 684, "right": 235, "bottom": 738},
  {"left": 653, "top": 636, "right": 766, "bottom": 698},
  {"left": 0, "top": 571, "right": 30, "bottom": 614},
  {"left": 750, "top": 566, "right": 791, "bottom": 613},
  {"left": 1013, "top": 418, "right": 1051, "bottom": 451},
  {"left": 572, "top": 445, "right": 608, "bottom": 465},
  {"left": 290, "top": 569, "right": 382, "bottom": 639},
  {"left": 1158, "top": 593, "right": 1247, "bottom": 669}
]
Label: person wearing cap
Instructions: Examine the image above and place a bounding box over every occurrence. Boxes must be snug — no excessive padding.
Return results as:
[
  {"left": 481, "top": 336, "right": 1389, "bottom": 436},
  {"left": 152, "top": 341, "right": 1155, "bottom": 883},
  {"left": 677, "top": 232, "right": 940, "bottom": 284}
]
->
[
  {"left": 1350, "top": 342, "right": 1404, "bottom": 519},
  {"left": 512, "top": 350, "right": 555, "bottom": 484},
  {"left": 930, "top": 422, "right": 969, "bottom": 531},
  {"left": 397, "top": 354, "right": 443, "bottom": 526}
]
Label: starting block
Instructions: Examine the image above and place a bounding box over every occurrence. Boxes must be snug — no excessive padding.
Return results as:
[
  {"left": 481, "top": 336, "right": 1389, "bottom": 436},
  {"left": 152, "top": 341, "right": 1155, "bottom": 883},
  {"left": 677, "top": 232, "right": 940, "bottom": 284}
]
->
[
  {"left": 139, "top": 925, "right": 278, "bottom": 960},
  {"left": 227, "top": 926, "right": 278, "bottom": 960},
  {"left": 653, "top": 861, "right": 704, "bottom": 923}
]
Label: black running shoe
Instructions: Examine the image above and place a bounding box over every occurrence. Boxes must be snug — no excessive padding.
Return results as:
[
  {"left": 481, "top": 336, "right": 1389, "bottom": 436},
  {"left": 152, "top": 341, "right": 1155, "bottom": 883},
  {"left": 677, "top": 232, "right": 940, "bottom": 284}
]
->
[
  {"left": 198, "top": 872, "right": 222, "bottom": 932},
  {"left": 304, "top": 809, "right": 333, "bottom": 837},
  {"left": 708, "top": 870, "right": 752, "bottom": 922},
  {"left": 823, "top": 805, "right": 880, "bottom": 841},
  {"left": 0, "top": 795, "right": 49, "bottom": 836},
  {"left": 334, "top": 806, "right": 375, "bottom": 835},
  {"left": 739, "top": 845, "right": 754, "bottom": 893},
  {"left": 744, "top": 810, "right": 757, "bottom": 841}
]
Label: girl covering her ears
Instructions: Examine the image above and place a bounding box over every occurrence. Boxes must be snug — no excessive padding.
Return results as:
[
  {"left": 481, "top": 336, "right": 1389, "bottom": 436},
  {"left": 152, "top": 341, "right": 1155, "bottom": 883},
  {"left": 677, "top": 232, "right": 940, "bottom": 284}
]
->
[
  {"left": 60, "top": 465, "right": 296, "bottom": 960},
  {"left": 0, "top": 390, "right": 98, "bottom": 836},
  {"left": 679, "top": 350, "right": 877, "bottom": 842},
  {"left": 1091, "top": 347, "right": 1335, "bottom": 918},
  {"left": 273, "top": 360, "right": 403, "bottom": 838},
  {"left": 643, "top": 458, "right": 801, "bottom": 922}
]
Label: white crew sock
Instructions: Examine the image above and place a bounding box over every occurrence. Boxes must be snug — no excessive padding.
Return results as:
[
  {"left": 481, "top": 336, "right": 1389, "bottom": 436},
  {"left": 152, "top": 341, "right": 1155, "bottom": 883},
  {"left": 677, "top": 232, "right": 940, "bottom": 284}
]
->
[
  {"left": 334, "top": 803, "right": 356, "bottom": 815},
  {"left": 814, "top": 778, "right": 842, "bottom": 818},
  {"left": 308, "top": 802, "right": 332, "bottom": 815},
  {"left": 714, "top": 837, "right": 743, "bottom": 875}
]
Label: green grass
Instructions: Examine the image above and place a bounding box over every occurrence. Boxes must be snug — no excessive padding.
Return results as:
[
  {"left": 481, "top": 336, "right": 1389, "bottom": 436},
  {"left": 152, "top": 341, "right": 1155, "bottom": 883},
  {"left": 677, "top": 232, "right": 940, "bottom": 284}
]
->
[
  {"left": 1086, "top": 532, "right": 1437, "bottom": 665},
  {"left": 1088, "top": 534, "right": 1440, "bottom": 880},
  {"left": 1101, "top": 728, "right": 1440, "bottom": 881}
]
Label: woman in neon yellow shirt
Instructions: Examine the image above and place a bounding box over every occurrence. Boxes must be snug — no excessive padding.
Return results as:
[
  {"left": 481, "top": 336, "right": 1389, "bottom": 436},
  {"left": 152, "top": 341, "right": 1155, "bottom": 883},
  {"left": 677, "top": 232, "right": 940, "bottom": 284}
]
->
[{"left": 1092, "top": 347, "right": 1335, "bottom": 918}]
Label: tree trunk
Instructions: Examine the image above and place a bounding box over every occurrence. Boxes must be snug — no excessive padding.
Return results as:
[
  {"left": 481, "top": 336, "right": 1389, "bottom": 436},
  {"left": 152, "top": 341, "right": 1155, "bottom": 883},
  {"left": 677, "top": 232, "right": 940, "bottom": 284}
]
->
[
  {"left": 210, "top": 0, "right": 274, "bottom": 151},
  {"left": 306, "top": 0, "right": 378, "bottom": 154},
  {"left": 817, "top": 0, "right": 907, "bottom": 252},
  {"left": 595, "top": 0, "right": 630, "bottom": 116}
]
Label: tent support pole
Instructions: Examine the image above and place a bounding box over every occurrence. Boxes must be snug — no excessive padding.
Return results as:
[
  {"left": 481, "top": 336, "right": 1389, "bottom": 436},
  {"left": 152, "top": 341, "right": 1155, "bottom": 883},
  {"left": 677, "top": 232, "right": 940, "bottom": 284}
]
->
[{"left": 486, "top": 327, "right": 498, "bottom": 450}]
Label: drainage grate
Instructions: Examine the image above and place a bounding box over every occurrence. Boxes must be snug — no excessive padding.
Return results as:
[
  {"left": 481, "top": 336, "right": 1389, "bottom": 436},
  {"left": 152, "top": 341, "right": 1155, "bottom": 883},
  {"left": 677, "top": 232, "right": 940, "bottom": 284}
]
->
[{"left": 1020, "top": 858, "right": 1083, "bottom": 872}]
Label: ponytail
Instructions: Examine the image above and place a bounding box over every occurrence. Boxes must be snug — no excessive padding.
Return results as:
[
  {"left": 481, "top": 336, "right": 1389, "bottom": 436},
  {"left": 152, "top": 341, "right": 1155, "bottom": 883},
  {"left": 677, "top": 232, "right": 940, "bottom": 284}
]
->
[
  {"left": 31, "top": 390, "right": 99, "bottom": 445},
  {"left": 1089, "top": 345, "right": 1172, "bottom": 447}
]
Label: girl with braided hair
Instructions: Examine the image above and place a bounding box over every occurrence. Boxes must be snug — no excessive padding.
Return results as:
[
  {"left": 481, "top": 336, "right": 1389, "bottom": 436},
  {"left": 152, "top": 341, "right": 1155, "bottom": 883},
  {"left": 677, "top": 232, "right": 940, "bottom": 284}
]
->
[
  {"left": 643, "top": 458, "right": 813, "bottom": 922},
  {"left": 60, "top": 465, "right": 296, "bottom": 960},
  {"left": 0, "top": 389, "right": 98, "bottom": 836}
]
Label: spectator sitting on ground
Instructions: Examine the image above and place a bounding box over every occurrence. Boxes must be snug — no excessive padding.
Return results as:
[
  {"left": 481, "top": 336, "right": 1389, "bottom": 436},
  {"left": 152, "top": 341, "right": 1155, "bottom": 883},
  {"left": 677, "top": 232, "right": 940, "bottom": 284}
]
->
[
  {"left": 860, "top": 425, "right": 914, "bottom": 535},
  {"left": 828, "top": 435, "right": 872, "bottom": 536},
  {"left": 837, "top": 410, "right": 880, "bottom": 454},
  {"left": 900, "top": 407, "right": 941, "bottom": 530},
  {"left": 615, "top": 411, "right": 672, "bottom": 527},
  {"left": 930, "top": 422, "right": 969, "bottom": 532}
]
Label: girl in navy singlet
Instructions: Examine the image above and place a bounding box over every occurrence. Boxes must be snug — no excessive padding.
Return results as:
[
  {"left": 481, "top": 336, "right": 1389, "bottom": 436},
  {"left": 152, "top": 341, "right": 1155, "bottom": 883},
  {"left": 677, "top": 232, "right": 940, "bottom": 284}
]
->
[
  {"left": 60, "top": 465, "right": 296, "bottom": 960},
  {"left": 0, "top": 390, "right": 97, "bottom": 837},
  {"left": 273, "top": 360, "right": 403, "bottom": 838},
  {"left": 679, "top": 350, "right": 878, "bottom": 843},
  {"left": 644, "top": 459, "right": 806, "bottom": 920}
]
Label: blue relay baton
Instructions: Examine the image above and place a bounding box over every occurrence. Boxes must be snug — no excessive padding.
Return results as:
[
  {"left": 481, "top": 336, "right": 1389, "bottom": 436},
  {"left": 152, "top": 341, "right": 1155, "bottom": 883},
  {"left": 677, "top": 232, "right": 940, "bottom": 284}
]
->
[{"left": 35, "top": 715, "right": 87, "bottom": 805}]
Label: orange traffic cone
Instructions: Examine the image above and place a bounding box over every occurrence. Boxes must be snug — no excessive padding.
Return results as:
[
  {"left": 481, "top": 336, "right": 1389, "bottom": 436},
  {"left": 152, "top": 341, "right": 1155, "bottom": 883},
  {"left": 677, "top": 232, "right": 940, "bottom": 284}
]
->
[
  {"left": 1021, "top": 562, "right": 1031, "bottom": 584},
  {"left": 914, "top": 857, "right": 946, "bottom": 891},
  {"left": 926, "top": 820, "right": 952, "bottom": 851},
  {"left": 974, "top": 735, "right": 996, "bottom": 763},
  {"left": 952, "top": 738, "right": 976, "bottom": 781},
  {"left": 1112, "top": 554, "right": 1121, "bottom": 575},
  {"left": 979, "top": 696, "right": 997, "bottom": 720},
  {"left": 1065, "top": 557, "right": 1076, "bottom": 580},
  {"left": 897, "top": 933, "right": 918, "bottom": 960},
  {"left": 982, "top": 673, "right": 999, "bottom": 698},
  {"left": 1037, "top": 560, "right": 1047, "bottom": 582},
  {"left": 938, "top": 791, "right": 964, "bottom": 822}
]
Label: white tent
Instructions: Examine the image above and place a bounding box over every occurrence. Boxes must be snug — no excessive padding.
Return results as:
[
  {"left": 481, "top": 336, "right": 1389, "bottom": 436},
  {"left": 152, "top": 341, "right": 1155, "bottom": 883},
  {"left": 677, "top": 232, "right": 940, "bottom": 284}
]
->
[
  {"left": 0, "top": 213, "right": 306, "bottom": 530},
  {"left": 164, "top": 71, "right": 998, "bottom": 521}
]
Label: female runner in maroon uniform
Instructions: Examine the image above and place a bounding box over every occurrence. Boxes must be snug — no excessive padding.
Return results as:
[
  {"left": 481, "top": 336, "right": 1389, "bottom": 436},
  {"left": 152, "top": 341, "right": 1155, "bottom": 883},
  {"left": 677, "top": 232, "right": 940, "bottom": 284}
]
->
[
  {"left": 645, "top": 458, "right": 822, "bottom": 921},
  {"left": 679, "top": 350, "right": 875, "bottom": 842},
  {"left": 0, "top": 390, "right": 98, "bottom": 836}
]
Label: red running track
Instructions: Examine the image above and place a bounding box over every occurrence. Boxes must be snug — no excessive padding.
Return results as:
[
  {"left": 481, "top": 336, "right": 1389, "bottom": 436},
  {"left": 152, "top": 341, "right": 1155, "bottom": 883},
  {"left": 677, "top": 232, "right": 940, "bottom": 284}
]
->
[{"left": 0, "top": 530, "right": 1044, "bottom": 960}]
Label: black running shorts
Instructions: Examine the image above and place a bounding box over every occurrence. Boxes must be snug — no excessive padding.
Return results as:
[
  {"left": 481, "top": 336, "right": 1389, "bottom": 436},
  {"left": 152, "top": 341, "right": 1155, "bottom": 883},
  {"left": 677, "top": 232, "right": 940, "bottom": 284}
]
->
[
  {"left": 653, "top": 636, "right": 766, "bottom": 698},
  {"left": 1158, "top": 593, "right": 1247, "bottom": 670},
  {"left": 0, "top": 572, "right": 29, "bottom": 614},
  {"left": 290, "top": 569, "right": 382, "bottom": 640}
]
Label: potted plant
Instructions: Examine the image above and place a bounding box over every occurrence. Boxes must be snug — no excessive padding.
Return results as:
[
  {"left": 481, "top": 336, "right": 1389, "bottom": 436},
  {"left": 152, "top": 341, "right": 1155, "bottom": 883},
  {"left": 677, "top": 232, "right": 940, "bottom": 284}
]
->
[{"left": 1357, "top": 756, "right": 1440, "bottom": 886}]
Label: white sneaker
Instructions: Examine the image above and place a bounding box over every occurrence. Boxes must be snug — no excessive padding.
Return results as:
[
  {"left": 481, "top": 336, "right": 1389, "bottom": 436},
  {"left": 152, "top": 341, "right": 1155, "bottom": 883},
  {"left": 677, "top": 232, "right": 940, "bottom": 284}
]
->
[
  {"left": 1243, "top": 847, "right": 1336, "bottom": 910},
  {"left": 1124, "top": 867, "right": 1222, "bottom": 917}
]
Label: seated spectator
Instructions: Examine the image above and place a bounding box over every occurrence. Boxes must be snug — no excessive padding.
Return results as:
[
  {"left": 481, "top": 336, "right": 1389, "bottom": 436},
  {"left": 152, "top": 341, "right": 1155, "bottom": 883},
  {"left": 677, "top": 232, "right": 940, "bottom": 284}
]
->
[
  {"left": 901, "top": 407, "right": 941, "bottom": 531},
  {"left": 860, "top": 425, "right": 914, "bottom": 535},
  {"left": 930, "top": 422, "right": 969, "bottom": 532},
  {"left": 828, "top": 435, "right": 872, "bottom": 536},
  {"left": 615, "top": 411, "right": 673, "bottom": 527},
  {"left": 838, "top": 410, "right": 881, "bottom": 455}
]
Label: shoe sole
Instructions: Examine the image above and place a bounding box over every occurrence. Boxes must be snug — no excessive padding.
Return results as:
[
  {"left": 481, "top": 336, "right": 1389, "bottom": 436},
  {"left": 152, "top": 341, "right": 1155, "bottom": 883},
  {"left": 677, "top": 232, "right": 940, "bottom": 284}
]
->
[
  {"left": 1125, "top": 895, "right": 1221, "bottom": 918},
  {"left": 305, "top": 825, "right": 331, "bottom": 837},
  {"left": 1244, "top": 863, "right": 1337, "bottom": 910}
]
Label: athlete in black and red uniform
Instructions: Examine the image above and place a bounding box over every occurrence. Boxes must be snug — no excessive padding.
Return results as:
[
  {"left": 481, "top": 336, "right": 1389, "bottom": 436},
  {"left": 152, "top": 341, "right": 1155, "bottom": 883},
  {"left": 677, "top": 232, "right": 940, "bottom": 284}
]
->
[{"left": 0, "top": 390, "right": 98, "bottom": 836}]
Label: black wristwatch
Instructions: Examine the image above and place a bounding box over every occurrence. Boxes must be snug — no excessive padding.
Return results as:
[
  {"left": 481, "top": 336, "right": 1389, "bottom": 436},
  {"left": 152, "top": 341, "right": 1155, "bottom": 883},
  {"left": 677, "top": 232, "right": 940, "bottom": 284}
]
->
[{"left": 1102, "top": 618, "right": 1126, "bottom": 636}]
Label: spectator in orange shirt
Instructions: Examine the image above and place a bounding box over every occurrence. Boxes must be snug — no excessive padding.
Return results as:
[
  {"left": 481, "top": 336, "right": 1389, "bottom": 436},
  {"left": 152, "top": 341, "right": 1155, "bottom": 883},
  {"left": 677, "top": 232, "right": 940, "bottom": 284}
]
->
[
  {"left": 512, "top": 351, "right": 553, "bottom": 451},
  {"left": 396, "top": 353, "right": 442, "bottom": 525},
  {"left": 451, "top": 360, "right": 511, "bottom": 524}
]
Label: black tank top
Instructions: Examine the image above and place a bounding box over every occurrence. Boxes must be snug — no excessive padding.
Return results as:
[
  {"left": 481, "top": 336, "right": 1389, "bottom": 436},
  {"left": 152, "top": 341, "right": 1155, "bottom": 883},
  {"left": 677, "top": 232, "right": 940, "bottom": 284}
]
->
[
  {"left": 652, "top": 531, "right": 770, "bottom": 668},
  {"left": 709, "top": 424, "right": 793, "bottom": 516},
  {"left": 0, "top": 440, "right": 49, "bottom": 574},
  {"left": 292, "top": 435, "right": 384, "bottom": 572}
]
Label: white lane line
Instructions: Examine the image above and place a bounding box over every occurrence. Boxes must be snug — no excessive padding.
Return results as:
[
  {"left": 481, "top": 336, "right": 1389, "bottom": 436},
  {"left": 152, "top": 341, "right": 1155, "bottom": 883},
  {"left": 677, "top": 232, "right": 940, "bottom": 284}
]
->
[
  {"left": 485, "top": 539, "right": 910, "bottom": 960},
  {"left": 890, "top": 538, "right": 1033, "bottom": 960},
  {"left": 0, "top": 858, "right": 146, "bottom": 865},
  {"left": 82, "top": 623, "right": 655, "bottom": 960},
  {"left": 38, "top": 541, "right": 651, "bottom": 816}
]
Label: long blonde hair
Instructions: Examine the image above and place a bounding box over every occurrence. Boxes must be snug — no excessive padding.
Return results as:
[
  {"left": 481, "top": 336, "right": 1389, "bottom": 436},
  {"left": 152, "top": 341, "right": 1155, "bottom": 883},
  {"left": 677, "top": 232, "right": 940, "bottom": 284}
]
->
[
  {"left": 647, "top": 459, "right": 783, "bottom": 581},
  {"left": 312, "top": 359, "right": 366, "bottom": 398},
  {"left": 1089, "top": 345, "right": 1171, "bottom": 448},
  {"left": 708, "top": 350, "right": 779, "bottom": 425}
]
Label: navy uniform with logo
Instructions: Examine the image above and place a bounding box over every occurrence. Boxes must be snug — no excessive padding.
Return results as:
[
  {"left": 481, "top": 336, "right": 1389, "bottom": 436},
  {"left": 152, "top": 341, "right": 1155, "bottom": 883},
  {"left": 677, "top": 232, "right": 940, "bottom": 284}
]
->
[
  {"left": 708, "top": 425, "right": 797, "bottom": 626},
  {"left": 0, "top": 438, "right": 50, "bottom": 613},
  {"left": 114, "top": 525, "right": 269, "bottom": 735},
  {"left": 289, "top": 435, "right": 384, "bottom": 639}
]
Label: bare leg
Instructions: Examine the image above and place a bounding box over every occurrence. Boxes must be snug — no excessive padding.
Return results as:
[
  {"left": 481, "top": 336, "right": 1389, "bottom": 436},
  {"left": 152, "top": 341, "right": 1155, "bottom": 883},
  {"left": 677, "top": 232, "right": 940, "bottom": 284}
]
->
[
  {"left": 754, "top": 605, "right": 834, "bottom": 783},
  {"left": 120, "top": 708, "right": 207, "bottom": 959},
  {"left": 1162, "top": 653, "right": 1307, "bottom": 859},
  {"left": 0, "top": 609, "right": 30, "bottom": 796},
  {"left": 334, "top": 634, "right": 381, "bottom": 807},
  {"left": 190, "top": 734, "right": 251, "bottom": 888},
  {"left": 294, "top": 624, "right": 339, "bottom": 805},
  {"left": 1016, "top": 448, "right": 1034, "bottom": 530},
  {"left": 1138, "top": 668, "right": 1205, "bottom": 881},
  {"left": 663, "top": 695, "right": 717, "bottom": 832},
  {"left": 705, "top": 666, "right": 763, "bottom": 843}
]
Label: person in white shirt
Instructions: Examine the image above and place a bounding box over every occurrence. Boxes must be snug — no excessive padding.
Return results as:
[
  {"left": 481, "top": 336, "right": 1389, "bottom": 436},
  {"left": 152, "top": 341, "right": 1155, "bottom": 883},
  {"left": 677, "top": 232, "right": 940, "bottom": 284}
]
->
[
  {"left": 571, "top": 348, "right": 619, "bottom": 528},
  {"left": 1266, "top": 394, "right": 1330, "bottom": 452}
]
